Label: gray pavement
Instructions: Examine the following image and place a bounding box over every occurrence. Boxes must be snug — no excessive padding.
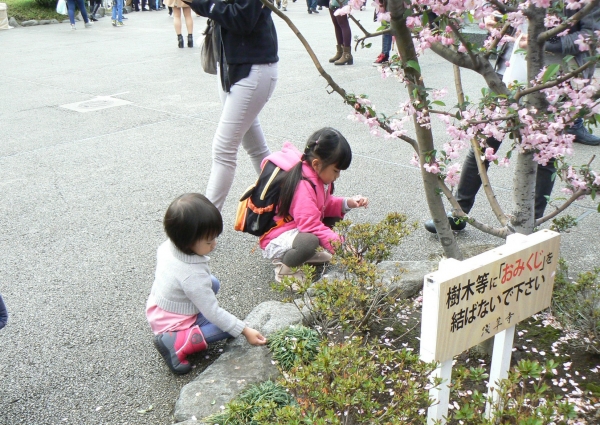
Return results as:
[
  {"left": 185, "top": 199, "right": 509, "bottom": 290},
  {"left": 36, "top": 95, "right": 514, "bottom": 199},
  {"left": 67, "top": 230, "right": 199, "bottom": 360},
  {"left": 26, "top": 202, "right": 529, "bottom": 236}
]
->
[{"left": 1, "top": 6, "right": 599, "bottom": 424}]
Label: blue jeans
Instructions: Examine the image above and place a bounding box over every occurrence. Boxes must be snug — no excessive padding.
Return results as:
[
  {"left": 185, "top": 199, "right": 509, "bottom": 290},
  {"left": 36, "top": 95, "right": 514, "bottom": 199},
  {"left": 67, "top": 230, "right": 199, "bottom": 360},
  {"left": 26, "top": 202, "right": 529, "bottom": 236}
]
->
[
  {"left": 382, "top": 33, "right": 392, "bottom": 55},
  {"left": 192, "top": 276, "right": 233, "bottom": 344},
  {"left": 66, "top": 0, "right": 89, "bottom": 24},
  {"left": 112, "top": 0, "right": 124, "bottom": 22},
  {"left": 306, "top": 0, "right": 317, "bottom": 10}
]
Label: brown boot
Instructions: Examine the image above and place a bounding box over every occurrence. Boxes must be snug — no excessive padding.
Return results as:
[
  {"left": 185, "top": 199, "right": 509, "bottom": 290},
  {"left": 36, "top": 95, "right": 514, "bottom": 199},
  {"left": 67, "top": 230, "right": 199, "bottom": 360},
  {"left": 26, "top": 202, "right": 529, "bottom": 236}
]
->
[
  {"left": 334, "top": 46, "right": 353, "bottom": 65},
  {"left": 329, "top": 45, "right": 343, "bottom": 63}
]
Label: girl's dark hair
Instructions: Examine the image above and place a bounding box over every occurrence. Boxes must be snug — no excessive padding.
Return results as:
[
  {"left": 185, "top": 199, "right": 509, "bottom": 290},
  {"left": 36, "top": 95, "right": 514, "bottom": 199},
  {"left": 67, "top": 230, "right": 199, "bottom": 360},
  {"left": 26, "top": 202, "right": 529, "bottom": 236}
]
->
[
  {"left": 278, "top": 127, "right": 352, "bottom": 218},
  {"left": 163, "top": 193, "right": 223, "bottom": 255}
]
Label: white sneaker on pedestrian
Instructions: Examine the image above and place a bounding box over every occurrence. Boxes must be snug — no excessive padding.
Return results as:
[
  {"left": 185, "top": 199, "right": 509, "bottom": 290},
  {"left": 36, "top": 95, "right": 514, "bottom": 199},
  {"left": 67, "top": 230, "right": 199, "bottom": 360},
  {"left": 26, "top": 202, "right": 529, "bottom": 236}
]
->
[
  {"left": 84, "top": 21, "right": 93, "bottom": 28},
  {"left": 71, "top": 24, "right": 76, "bottom": 30}
]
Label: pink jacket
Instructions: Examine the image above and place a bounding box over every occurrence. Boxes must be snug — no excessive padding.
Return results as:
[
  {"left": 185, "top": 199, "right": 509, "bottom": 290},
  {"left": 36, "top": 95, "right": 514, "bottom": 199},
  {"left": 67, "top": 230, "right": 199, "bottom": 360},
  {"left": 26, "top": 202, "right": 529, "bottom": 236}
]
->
[{"left": 259, "top": 142, "right": 345, "bottom": 253}]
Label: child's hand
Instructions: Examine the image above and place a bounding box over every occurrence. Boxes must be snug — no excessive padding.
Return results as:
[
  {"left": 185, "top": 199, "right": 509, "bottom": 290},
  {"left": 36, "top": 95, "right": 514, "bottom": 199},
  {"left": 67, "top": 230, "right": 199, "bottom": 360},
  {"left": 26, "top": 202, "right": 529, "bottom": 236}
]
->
[
  {"left": 348, "top": 195, "right": 369, "bottom": 209},
  {"left": 242, "top": 327, "right": 267, "bottom": 346}
]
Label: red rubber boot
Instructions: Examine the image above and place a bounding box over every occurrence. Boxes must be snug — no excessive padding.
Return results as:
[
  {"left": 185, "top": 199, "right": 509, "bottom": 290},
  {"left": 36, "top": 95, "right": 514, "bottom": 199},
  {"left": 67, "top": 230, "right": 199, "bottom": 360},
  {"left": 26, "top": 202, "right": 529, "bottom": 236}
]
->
[{"left": 153, "top": 325, "right": 208, "bottom": 374}]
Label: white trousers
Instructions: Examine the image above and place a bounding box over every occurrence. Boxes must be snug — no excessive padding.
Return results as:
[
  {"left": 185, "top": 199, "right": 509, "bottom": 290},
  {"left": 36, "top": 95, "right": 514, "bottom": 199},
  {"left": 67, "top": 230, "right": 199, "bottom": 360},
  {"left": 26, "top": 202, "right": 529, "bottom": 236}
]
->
[{"left": 205, "top": 62, "right": 279, "bottom": 211}]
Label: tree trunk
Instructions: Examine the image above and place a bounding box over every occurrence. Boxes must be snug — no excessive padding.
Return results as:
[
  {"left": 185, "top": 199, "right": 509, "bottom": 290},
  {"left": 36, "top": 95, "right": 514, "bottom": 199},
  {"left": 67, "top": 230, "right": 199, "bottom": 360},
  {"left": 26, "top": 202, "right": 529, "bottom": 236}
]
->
[{"left": 389, "top": 0, "right": 463, "bottom": 260}]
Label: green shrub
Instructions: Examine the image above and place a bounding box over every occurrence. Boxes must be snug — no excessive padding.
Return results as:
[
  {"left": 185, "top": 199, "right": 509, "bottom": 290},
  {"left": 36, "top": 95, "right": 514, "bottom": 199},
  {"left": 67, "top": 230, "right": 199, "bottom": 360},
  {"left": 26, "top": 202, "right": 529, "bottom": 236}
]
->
[
  {"left": 34, "top": 0, "right": 57, "bottom": 9},
  {"left": 203, "top": 381, "right": 295, "bottom": 425},
  {"left": 271, "top": 213, "right": 415, "bottom": 336},
  {"left": 267, "top": 325, "right": 321, "bottom": 371},
  {"left": 552, "top": 259, "right": 600, "bottom": 354},
  {"left": 446, "top": 359, "right": 577, "bottom": 424},
  {"left": 275, "top": 339, "right": 437, "bottom": 424}
]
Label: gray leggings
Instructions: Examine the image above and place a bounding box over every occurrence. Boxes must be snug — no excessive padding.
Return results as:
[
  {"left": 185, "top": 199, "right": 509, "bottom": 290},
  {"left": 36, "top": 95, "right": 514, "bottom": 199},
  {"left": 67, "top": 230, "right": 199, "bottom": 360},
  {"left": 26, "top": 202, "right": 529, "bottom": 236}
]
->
[
  {"left": 282, "top": 217, "right": 341, "bottom": 267},
  {"left": 282, "top": 233, "right": 320, "bottom": 267},
  {"left": 205, "top": 63, "right": 279, "bottom": 211}
]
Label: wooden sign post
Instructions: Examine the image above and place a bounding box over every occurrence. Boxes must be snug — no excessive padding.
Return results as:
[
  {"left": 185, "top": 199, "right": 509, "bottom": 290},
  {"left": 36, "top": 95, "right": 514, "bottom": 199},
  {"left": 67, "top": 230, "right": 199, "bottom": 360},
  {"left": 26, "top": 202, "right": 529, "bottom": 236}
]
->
[{"left": 420, "top": 230, "right": 561, "bottom": 425}]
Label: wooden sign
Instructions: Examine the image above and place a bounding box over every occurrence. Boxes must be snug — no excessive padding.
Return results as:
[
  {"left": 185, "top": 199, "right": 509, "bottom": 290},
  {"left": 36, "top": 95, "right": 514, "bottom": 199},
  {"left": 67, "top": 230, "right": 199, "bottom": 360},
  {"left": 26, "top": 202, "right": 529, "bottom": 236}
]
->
[
  {"left": 421, "top": 229, "right": 560, "bottom": 363},
  {"left": 420, "top": 231, "right": 561, "bottom": 425}
]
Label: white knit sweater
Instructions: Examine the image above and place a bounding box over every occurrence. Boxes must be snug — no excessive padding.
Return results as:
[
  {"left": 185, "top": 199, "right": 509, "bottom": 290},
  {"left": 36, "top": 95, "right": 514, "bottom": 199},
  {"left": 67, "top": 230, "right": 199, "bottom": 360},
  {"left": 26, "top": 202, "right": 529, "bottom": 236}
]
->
[{"left": 149, "top": 240, "right": 245, "bottom": 338}]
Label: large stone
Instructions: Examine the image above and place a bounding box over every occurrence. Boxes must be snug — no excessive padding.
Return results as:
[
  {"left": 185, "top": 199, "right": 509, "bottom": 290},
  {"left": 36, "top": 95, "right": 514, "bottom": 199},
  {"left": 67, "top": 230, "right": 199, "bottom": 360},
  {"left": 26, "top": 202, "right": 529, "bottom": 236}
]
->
[
  {"left": 20, "top": 20, "right": 38, "bottom": 26},
  {"left": 8, "top": 17, "right": 19, "bottom": 27},
  {"left": 50, "top": 19, "right": 59, "bottom": 24},
  {"left": 461, "top": 22, "right": 489, "bottom": 48},
  {"left": 322, "top": 260, "right": 437, "bottom": 299},
  {"left": 173, "top": 301, "right": 304, "bottom": 423},
  {"left": 38, "top": 19, "right": 50, "bottom": 25}
]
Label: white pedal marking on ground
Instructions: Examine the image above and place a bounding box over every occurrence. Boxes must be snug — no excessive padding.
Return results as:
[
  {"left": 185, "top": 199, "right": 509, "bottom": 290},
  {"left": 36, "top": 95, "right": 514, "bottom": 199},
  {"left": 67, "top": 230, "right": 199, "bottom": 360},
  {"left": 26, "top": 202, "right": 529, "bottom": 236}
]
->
[{"left": 60, "top": 96, "right": 131, "bottom": 113}]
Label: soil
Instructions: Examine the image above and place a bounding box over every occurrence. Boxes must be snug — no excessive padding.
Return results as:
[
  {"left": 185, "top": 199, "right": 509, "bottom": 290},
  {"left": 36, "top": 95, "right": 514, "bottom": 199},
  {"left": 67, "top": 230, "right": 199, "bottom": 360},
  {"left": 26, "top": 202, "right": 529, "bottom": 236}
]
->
[{"left": 379, "top": 298, "right": 600, "bottom": 424}]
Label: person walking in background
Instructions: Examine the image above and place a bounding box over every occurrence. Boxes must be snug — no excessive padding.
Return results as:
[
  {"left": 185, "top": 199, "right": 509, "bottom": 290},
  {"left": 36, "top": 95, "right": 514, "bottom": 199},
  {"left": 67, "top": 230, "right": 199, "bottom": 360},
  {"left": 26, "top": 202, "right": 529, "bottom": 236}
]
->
[
  {"left": 328, "top": 0, "right": 353, "bottom": 65},
  {"left": 0, "top": 293, "right": 7, "bottom": 330},
  {"left": 373, "top": 0, "right": 392, "bottom": 65},
  {"left": 186, "top": 0, "right": 279, "bottom": 211},
  {"left": 112, "top": 0, "right": 124, "bottom": 26},
  {"left": 66, "top": 0, "right": 92, "bottom": 30},
  {"left": 307, "top": 0, "right": 318, "bottom": 14},
  {"left": 166, "top": 0, "right": 193, "bottom": 48},
  {"left": 89, "top": 0, "right": 101, "bottom": 21}
]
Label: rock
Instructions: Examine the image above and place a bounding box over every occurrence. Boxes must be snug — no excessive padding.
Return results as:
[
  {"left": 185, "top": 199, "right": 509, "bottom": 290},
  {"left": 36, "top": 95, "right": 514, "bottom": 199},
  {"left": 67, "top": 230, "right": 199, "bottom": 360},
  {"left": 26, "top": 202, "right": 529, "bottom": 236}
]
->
[
  {"left": 173, "top": 301, "right": 304, "bottom": 423},
  {"left": 38, "top": 19, "right": 51, "bottom": 25},
  {"left": 61, "top": 19, "right": 70, "bottom": 23},
  {"left": 461, "top": 22, "right": 488, "bottom": 48},
  {"left": 322, "top": 260, "right": 437, "bottom": 299},
  {"left": 97, "top": 7, "right": 106, "bottom": 17},
  {"left": 173, "top": 345, "right": 280, "bottom": 423},
  {"left": 8, "top": 17, "right": 20, "bottom": 27},
  {"left": 20, "top": 20, "right": 38, "bottom": 26},
  {"left": 124, "top": 5, "right": 132, "bottom": 12},
  {"left": 50, "top": 19, "right": 59, "bottom": 24}
]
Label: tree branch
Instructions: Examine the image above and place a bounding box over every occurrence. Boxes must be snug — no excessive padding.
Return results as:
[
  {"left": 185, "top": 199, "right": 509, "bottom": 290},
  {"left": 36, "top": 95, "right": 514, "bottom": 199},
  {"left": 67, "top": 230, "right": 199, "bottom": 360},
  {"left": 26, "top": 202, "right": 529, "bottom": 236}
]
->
[
  {"left": 438, "top": 180, "right": 509, "bottom": 238},
  {"left": 487, "top": 0, "right": 518, "bottom": 14},
  {"left": 538, "top": 0, "right": 600, "bottom": 43},
  {"left": 349, "top": 14, "right": 392, "bottom": 52},
  {"left": 535, "top": 188, "right": 590, "bottom": 225},
  {"left": 448, "top": 20, "right": 478, "bottom": 68},
  {"left": 514, "top": 58, "right": 599, "bottom": 101},
  {"left": 483, "top": 21, "right": 514, "bottom": 60}
]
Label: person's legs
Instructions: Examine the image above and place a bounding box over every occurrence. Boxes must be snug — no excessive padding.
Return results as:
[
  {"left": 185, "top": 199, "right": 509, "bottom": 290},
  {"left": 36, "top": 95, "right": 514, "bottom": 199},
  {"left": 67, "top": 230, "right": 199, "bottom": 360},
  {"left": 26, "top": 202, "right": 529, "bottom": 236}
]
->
[
  {"left": 382, "top": 33, "right": 392, "bottom": 56},
  {"left": 534, "top": 160, "right": 556, "bottom": 220},
  {"left": 329, "top": 8, "right": 343, "bottom": 44},
  {"left": 116, "top": 0, "right": 123, "bottom": 22},
  {"left": 182, "top": 6, "right": 193, "bottom": 46},
  {"left": 111, "top": 0, "right": 117, "bottom": 21},
  {"left": 173, "top": 6, "right": 182, "bottom": 33},
  {"left": 67, "top": 0, "right": 76, "bottom": 25},
  {"left": 205, "top": 63, "right": 278, "bottom": 210},
  {"left": 281, "top": 233, "right": 320, "bottom": 267},
  {"left": 335, "top": 15, "right": 351, "bottom": 47},
  {"left": 75, "top": 0, "right": 90, "bottom": 23}
]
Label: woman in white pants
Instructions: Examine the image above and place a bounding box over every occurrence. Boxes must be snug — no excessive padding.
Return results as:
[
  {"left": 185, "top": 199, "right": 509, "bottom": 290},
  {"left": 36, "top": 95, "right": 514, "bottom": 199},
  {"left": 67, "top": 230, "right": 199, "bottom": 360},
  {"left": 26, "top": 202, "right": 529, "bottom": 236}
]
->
[{"left": 188, "top": 0, "right": 279, "bottom": 211}]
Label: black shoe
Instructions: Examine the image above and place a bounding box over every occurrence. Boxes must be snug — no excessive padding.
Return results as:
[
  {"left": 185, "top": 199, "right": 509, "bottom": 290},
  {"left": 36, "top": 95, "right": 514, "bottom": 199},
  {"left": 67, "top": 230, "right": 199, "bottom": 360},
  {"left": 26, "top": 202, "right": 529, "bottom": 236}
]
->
[
  {"left": 307, "top": 8, "right": 312, "bottom": 13},
  {"left": 187, "top": 34, "right": 193, "bottom": 48},
  {"left": 310, "top": 7, "right": 319, "bottom": 12},
  {"left": 276, "top": 1, "right": 280, "bottom": 8},
  {"left": 90, "top": 16, "right": 98, "bottom": 21},
  {"left": 567, "top": 125, "right": 600, "bottom": 146},
  {"left": 424, "top": 214, "right": 467, "bottom": 234},
  {"left": 177, "top": 34, "right": 184, "bottom": 48}
]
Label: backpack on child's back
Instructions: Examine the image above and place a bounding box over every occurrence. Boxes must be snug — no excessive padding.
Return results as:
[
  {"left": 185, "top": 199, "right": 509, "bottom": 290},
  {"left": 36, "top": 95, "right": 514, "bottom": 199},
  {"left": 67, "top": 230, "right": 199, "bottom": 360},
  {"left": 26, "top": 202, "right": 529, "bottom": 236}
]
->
[{"left": 234, "top": 160, "right": 292, "bottom": 238}]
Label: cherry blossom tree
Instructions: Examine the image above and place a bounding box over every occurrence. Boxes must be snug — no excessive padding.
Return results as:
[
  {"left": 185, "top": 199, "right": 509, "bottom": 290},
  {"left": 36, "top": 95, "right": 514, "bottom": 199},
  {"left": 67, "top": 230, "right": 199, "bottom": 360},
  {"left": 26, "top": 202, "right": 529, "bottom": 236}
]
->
[{"left": 263, "top": 0, "right": 600, "bottom": 260}]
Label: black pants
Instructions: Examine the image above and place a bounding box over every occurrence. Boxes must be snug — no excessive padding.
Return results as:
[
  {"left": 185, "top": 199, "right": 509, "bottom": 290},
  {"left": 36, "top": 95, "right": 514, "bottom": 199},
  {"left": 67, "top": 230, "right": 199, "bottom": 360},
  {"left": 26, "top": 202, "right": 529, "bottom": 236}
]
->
[{"left": 456, "top": 137, "right": 556, "bottom": 220}]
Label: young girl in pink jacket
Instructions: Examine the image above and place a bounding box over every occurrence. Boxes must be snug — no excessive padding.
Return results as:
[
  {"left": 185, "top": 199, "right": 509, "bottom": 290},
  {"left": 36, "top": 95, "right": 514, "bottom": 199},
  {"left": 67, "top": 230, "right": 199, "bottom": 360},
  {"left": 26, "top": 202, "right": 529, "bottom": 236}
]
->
[{"left": 259, "top": 128, "right": 368, "bottom": 282}]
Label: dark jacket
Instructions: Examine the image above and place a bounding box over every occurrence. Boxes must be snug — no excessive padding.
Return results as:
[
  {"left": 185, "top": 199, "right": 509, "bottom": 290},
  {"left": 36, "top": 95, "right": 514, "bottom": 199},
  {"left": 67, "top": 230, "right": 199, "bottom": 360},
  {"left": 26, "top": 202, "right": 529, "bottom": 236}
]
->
[{"left": 189, "top": 0, "right": 278, "bottom": 65}]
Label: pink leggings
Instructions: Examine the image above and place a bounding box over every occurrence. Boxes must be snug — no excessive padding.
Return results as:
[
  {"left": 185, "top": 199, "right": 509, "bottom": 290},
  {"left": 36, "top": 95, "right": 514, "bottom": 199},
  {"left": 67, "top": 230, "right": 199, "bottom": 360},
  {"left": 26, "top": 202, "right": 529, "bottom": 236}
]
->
[{"left": 329, "top": 9, "right": 351, "bottom": 47}]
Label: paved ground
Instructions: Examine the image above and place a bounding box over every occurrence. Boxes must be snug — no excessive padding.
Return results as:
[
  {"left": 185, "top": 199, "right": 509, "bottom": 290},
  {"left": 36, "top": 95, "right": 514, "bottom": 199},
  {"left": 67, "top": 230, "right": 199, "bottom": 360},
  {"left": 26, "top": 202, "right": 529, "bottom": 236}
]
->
[{"left": 1, "top": 5, "right": 599, "bottom": 425}]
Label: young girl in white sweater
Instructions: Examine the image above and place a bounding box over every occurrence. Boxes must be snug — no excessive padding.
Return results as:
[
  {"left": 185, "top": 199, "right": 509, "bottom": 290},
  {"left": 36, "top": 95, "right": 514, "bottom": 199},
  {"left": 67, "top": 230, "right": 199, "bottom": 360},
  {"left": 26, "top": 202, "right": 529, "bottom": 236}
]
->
[{"left": 146, "top": 193, "right": 266, "bottom": 374}]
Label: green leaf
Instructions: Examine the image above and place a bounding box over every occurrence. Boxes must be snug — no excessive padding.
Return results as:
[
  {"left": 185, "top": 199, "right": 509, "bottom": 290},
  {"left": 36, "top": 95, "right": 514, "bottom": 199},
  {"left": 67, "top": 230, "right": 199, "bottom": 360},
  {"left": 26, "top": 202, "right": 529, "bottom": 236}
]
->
[
  {"left": 406, "top": 60, "right": 421, "bottom": 73},
  {"left": 597, "top": 203, "right": 600, "bottom": 212},
  {"left": 432, "top": 100, "right": 446, "bottom": 106},
  {"left": 365, "top": 42, "right": 372, "bottom": 48},
  {"left": 542, "top": 64, "right": 560, "bottom": 83},
  {"left": 563, "top": 54, "right": 574, "bottom": 64}
]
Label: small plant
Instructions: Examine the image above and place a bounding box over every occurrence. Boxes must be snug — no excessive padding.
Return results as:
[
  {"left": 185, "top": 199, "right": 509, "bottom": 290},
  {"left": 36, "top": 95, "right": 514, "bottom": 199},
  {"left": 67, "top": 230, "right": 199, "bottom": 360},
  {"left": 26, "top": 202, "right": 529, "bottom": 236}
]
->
[
  {"left": 267, "top": 325, "right": 321, "bottom": 371},
  {"left": 550, "top": 215, "right": 578, "bottom": 232},
  {"left": 271, "top": 213, "right": 415, "bottom": 336},
  {"left": 275, "top": 338, "right": 437, "bottom": 424},
  {"left": 203, "top": 381, "right": 295, "bottom": 425},
  {"left": 446, "top": 359, "right": 577, "bottom": 424},
  {"left": 552, "top": 259, "right": 600, "bottom": 354}
]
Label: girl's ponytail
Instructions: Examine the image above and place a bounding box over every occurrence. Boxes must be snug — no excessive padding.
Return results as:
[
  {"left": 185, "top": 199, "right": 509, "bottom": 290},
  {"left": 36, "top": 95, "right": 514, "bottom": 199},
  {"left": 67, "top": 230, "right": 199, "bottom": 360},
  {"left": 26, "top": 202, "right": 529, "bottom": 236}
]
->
[{"left": 277, "top": 127, "right": 352, "bottom": 218}]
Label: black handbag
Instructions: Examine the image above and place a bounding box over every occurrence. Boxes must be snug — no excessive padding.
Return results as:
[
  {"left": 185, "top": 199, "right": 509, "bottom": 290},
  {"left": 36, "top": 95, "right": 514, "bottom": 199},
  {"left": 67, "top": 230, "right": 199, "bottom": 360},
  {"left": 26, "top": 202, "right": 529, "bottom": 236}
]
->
[{"left": 201, "top": 19, "right": 218, "bottom": 75}]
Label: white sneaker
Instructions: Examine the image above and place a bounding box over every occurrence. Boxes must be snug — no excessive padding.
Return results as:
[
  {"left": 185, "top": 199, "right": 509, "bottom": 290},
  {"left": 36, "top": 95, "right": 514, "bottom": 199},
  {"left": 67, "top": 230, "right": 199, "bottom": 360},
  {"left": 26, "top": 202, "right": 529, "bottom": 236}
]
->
[
  {"left": 305, "top": 251, "right": 332, "bottom": 265},
  {"left": 84, "top": 21, "right": 93, "bottom": 28},
  {"left": 71, "top": 24, "right": 76, "bottom": 30}
]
